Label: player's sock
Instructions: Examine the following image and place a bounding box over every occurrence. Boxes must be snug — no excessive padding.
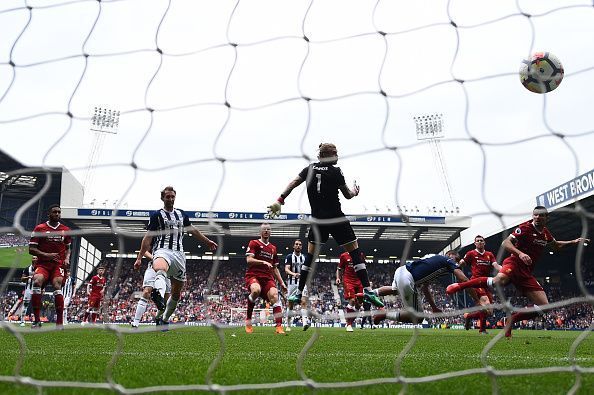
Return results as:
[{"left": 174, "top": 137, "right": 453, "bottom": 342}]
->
[
  {"left": 387, "top": 311, "right": 401, "bottom": 322},
  {"left": 465, "top": 311, "right": 483, "bottom": 320},
  {"left": 247, "top": 298, "right": 255, "bottom": 320},
  {"left": 301, "top": 308, "right": 308, "bottom": 325},
  {"left": 54, "top": 290, "right": 64, "bottom": 326},
  {"left": 133, "top": 297, "right": 149, "bottom": 326},
  {"left": 21, "top": 301, "right": 29, "bottom": 323},
  {"left": 349, "top": 248, "right": 370, "bottom": 288},
  {"left": 163, "top": 296, "right": 179, "bottom": 322},
  {"left": 155, "top": 309, "right": 164, "bottom": 320},
  {"left": 297, "top": 253, "right": 314, "bottom": 292},
  {"left": 273, "top": 305, "right": 283, "bottom": 327},
  {"left": 362, "top": 301, "right": 371, "bottom": 326},
  {"left": 154, "top": 270, "right": 167, "bottom": 299},
  {"left": 31, "top": 288, "right": 42, "bottom": 323},
  {"left": 462, "top": 277, "right": 490, "bottom": 290},
  {"left": 510, "top": 311, "right": 539, "bottom": 322},
  {"left": 346, "top": 305, "right": 356, "bottom": 326},
  {"left": 479, "top": 312, "right": 487, "bottom": 332},
  {"left": 285, "top": 306, "right": 292, "bottom": 327}
]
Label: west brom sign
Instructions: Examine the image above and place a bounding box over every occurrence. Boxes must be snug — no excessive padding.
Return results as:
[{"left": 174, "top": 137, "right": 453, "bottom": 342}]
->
[{"left": 537, "top": 168, "right": 594, "bottom": 209}]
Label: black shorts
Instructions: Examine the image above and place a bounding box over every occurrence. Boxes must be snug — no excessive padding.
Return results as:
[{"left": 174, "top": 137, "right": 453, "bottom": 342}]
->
[{"left": 307, "top": 220, "right": 357, "bottom": 246}]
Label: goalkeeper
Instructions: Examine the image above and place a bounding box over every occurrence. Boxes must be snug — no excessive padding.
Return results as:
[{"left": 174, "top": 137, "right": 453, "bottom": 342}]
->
[{"left": 267, "top": 143, "right": 383, "bottom": 308}]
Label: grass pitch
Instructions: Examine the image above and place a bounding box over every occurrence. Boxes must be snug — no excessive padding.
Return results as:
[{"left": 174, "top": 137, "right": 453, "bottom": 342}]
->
[
  {"left": 0, "top": 246, "right": 32, "bottom": 269},
  {"left": 0, "top": 325, "right": 592, "bottom": 394}
]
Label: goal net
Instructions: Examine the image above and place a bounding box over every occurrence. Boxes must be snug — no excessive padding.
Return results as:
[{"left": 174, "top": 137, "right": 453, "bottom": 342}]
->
[{"left": 0, "top": 0, "right": 593, "bottom": 393}]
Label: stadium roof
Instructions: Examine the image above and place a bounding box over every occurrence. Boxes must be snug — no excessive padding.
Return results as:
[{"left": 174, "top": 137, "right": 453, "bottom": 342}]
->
[
  {"left": 459, "top": 169, "right": 594, "bottom": 279},
  {"left": 61, "top": 208, "right": 472, "bottom": 260},
  {"left": 0, "top": 149, "right": 63, "bottom": 197}
]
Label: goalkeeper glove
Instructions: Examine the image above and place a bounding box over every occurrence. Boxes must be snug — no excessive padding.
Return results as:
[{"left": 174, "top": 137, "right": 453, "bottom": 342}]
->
[{"left": 267, "top": 197, "right": 284, "bottom": 218}]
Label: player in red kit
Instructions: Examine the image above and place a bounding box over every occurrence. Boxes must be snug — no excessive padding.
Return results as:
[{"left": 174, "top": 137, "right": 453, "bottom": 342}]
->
[
  {"left": 458, "top": 235, "right": 501, "bottom": 333},
  {"left": 336, "top": 251, "right": 366, "bottom": 332},
  {"left": 245, "top": 223, "right": 287, "bottom": 334},
  {"left": 82, "top": 266, "right": 107, "bottom": 324},
  {"left": 447, "top": 206, "right": 589, "bottom": 338},
  {"left": 29, "top": 204, "right": 72, "bottom": 328}
]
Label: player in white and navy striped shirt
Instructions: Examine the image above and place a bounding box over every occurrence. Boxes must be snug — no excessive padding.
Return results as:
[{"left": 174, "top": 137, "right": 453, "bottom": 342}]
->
[
  {"left": 133, "top": 186, "right": 218, "bottom": 327},
  {"left": 19, "top": 259, "right": 36, "bottom": 326},
  {"left": 284, "top": 239, "right": 310, "bottom": 331},
  {"left": 61, "top": 272, "right": 75, "bottom": 325}
]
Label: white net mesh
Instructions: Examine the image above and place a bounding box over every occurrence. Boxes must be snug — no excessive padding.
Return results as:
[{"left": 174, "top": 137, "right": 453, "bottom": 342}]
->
[{"left": 1, "top": 0, "right": 593, "bottom": 393}]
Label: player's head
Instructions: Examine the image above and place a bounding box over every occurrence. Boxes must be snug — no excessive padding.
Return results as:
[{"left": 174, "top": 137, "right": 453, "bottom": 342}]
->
[
  {"left": 47, "top": 204, "right": 61, "bottom": 222},
  {"left": 445, "top": 250, "right": 460, "bottom": 262},
  {"left": 532, "top": 206, "right": 548, "bottom": 227},
  {"left": 293, "top": 239, "right": 302, "bottom": 253},
  {"left": 474, "top": 235, "right": 486, "bottom": 251},
  {"left": 260, "top": 223, "right": 271, "bottom": 240},
  {"left": 318, "top": 143, "right": 338, "bottom": 165},
  {"left": 97, "top": 266, "right": 106, "bottom": 276},
  {"left": 160, "top": 186, "right": 176, "bottom": 210}
]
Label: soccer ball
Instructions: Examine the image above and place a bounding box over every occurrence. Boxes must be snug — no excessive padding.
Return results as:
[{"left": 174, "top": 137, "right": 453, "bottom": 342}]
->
[{"left": 519, "top": 52, "right": 564, "bottom": 94}]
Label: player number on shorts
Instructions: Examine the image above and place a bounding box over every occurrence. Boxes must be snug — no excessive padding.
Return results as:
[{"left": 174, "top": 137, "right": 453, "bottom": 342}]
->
[{"left": 316, "top": 174, "right": 322, "bottom": 193}]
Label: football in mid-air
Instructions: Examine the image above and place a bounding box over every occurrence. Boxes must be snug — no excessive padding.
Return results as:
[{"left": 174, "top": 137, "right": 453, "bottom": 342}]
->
[{"left": 519, "top": 52, "right": 564, "bottom": 94}]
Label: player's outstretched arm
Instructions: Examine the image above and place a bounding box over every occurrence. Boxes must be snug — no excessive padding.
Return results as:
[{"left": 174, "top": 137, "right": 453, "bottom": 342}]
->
[
  {"left": 550, "top": 237, "right": 590, "bottom": 251},
  {"left": 267, "top": 176, "right": 304, "bottom": 217},
  {"left": 421, "top": 284, "right": 441, "bottom": 313}
]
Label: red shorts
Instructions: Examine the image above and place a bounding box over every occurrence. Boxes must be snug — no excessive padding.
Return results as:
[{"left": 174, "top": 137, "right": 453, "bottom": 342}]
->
[
  {"left": 88, "top": 296, "right": 103, "bottom": 309},
  {"left": 500, "top": 258, "right": 544, "bottom": 294},
  {"left": 343, "top": 281, "right": 363, "bottom": 300},
  {"left": 476, "top": 287, "right": 494, "bottom": 303},
  {"left": 34, "top": 264, "right": 64, "bottom": 284},
  {"left": 245, "top": 276, "right": 277, "bottom": 302}
]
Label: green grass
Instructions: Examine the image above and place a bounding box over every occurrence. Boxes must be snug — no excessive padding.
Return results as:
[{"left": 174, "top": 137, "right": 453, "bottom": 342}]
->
[
  {"left": 0, "top": 246, "right": 32, "bottom": 268},
  {"left": 0, "top": 326, "right": 592, "bottom": 394}
]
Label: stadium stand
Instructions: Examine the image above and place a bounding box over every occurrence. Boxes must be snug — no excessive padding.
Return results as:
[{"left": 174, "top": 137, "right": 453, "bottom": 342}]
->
[{"left": 4, "top": 257, "right": 591, "bottom": 330}]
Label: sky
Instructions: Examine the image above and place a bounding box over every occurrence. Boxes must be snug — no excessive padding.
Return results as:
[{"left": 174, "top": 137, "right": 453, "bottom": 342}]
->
[{"left": 1, "top": 0, "right": 593, "bottom": 245}]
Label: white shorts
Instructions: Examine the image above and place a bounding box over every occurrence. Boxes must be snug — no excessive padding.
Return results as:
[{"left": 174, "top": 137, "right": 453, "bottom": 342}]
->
[
  {"left": 23, "top": 288, "right": 32, "bottom": 302},
  {"left": 153, "top": 248, "right": 187, "bottom": 282},
  {"left": 287, "top": 283, "right": 308, "bottom": 299},
  {"left": 391, "top": 266, "right": 420, "bottom": 311},
  {"left": 143, "top": 263, "right": 172, "bottom": 294}
]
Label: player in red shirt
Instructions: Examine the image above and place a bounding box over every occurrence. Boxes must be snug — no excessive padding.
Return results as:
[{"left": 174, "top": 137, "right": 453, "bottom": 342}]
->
[
  {"left": 458, "top": 235, "right": 501, "bottom": 333},
  {"left": 336, "top": 251, "right": 366, "bottom": 332},
  {"left": 82, "top": 266, "right": 107, "bottom": 324},
  {"left": 28, "top": 204, "right": 72, "bottom": 328},
  {"left": 245, "top": 223, "right": 287, "bottom": 334},
  {"left": 447, "top": 206, "right": 589, "bottom": 338}
]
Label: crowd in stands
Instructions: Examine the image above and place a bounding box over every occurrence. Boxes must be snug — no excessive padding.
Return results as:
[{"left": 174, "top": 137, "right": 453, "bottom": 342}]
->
[
  {"left": 0, "top": 234, "right": 28, "bottom": 247},
  {"left": 2, "top": 257, "right": 592, "bottom": 331}
]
